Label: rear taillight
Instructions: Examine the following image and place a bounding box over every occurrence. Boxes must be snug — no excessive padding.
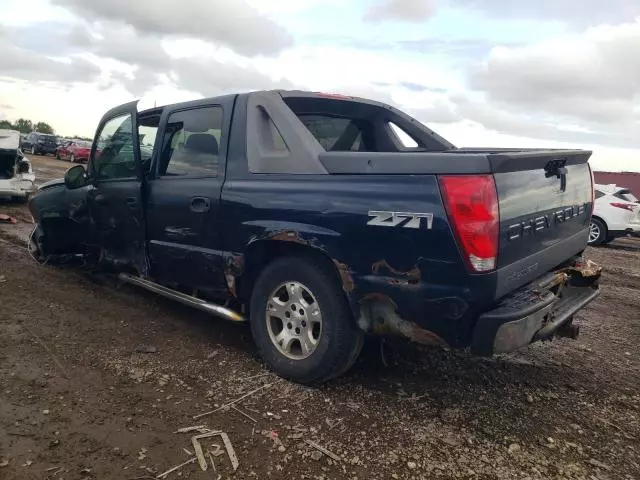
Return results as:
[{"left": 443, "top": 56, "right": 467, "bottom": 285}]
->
[
  {"left": 439, "top": 175, "right": 499, "bottom": 273},
  {"left": 610, "top": 202, "right": 635, "bottom": 211}
]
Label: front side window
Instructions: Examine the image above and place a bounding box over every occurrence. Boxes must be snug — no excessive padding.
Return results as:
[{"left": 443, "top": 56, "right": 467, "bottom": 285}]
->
[
  {"left": 91, "top": 113, "right": 137, "bottom": 180},
  {"left": 158, "top": 106, "right": 223, "bottom": 177}
]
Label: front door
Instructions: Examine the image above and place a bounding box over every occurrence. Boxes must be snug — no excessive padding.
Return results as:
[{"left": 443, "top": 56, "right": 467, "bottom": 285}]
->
[
  {"left": 87, "top": 101, "right": 147, "bottom": 274},
  {"left": 145, "top": 99, "right": 233, "bottom": 297}
]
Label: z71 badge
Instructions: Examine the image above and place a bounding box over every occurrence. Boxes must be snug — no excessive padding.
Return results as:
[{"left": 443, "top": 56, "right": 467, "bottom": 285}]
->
[{"left": 367, "top": 211, "right": 434, "bottom": 230}]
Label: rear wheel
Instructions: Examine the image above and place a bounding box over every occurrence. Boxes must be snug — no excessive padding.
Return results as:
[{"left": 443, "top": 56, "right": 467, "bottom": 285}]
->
[
  {"left": 250, "top": 256, "right": 364, "bottom": 384},
  {"left": 588, "top": 218, "right": 607, "bottom": 245}
]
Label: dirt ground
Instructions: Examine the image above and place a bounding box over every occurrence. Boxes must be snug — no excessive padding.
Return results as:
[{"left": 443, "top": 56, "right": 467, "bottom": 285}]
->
[{"left": 1, "top": 156, "right": 639, "bottom": 480}]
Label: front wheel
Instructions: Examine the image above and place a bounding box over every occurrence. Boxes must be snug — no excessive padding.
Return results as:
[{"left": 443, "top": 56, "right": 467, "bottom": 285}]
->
[
  {"left": 28, "top": 224, "right": 49, "bottom": 264},
  {"left": 250, "top": 256, "right": 364, "bottom": 384},
  {"left": 588, "top": 218, "right": 607, "bottom": 245}
]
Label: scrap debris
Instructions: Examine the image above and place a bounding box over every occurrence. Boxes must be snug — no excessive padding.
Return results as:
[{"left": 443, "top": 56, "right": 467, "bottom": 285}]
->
[
  {"left": 171, "top": 427, "right": 239, "bottom": 474},
  {"left": 188, "top": 431, "right": 239, "bottom": 473},
  {"left": 156, "top": 457, "right": 196, "bottom": 479},
  {"left": 191, "top": 433, "right": 210, "bottom": 471},
  {"left": 305, "top": 440, "right": 341, "bottom": 462},
  {"left": 173, "top": 425, "right": 208, "bottom": 434},
  {"left": 231, "top": 404, "right": 257, "bottom": 423},
  {"left": 193, "top": 383, "right": 274, "bottom": 420}
]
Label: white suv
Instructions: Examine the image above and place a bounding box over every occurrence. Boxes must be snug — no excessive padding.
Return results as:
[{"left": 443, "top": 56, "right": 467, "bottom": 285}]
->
[{"left": 589, "top": 184, "right": 640, "bottom": 245}]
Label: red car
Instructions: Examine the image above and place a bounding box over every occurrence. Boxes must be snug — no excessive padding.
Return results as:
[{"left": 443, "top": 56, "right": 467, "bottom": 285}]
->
[{"left": 56, "top": 140, "right": 92, "bottom": 163}]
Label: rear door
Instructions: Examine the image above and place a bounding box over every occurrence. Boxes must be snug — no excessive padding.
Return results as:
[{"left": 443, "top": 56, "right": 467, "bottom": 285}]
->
[
  {"left": 86, "top": 101, "right": 148, "bottom": 274},
  {"left": 145, "top": 97, "right": 234, "bottom": 297}
]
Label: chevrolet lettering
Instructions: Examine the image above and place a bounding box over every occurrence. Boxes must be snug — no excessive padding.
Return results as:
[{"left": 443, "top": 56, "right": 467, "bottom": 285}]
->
[{"left": 507, "top": 203, "right": 589, "bottom": 241}]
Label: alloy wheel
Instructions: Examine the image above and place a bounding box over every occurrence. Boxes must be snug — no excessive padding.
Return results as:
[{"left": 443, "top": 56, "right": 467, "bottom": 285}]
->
[
  {"left": 588, "top": 221, "right": 600, "bottom": 244},
  {"left": 265, "top": 281, "right": 323, "bottom": 360}
]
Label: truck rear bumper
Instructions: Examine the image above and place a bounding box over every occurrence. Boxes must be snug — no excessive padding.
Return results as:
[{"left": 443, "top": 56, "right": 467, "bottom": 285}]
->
[{"left": 471, "top": 258, "right": 601, "bottom": 356}]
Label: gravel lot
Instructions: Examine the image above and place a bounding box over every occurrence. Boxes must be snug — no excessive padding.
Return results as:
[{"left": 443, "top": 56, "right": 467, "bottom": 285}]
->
[{"left": 1, "top": 156, "right": 639, "bottom": 479}]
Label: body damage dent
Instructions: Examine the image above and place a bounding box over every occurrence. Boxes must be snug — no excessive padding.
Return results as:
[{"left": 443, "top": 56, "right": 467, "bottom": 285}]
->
[
  {"left": 358, "top": 294, "right": 449, "bottom": 347},
  {"left": 244, "top": 228, "right": 356, "bottom": 295},
  {"left": 224, "top": 253, "right": 245, "bottom": 298}
]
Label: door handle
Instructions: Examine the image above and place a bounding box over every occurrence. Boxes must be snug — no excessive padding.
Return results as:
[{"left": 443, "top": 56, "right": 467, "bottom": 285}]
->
[
  {"left": 126, "top": 197, "right": 138, "bottom": 209},
  {"left": 190, "top": 196, "right": 211, "bottom": 213}
]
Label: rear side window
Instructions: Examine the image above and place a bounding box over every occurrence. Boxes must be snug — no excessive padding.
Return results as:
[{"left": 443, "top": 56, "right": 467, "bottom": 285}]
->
[
  {"left": 158, "top": 106, "right": 223, "bottom": 177},
  {"left": 297, "top": 115, "right": 367, "bottom": 152},
  {"left": 614, "top": 189, "right": 638, "bottom": 202}
]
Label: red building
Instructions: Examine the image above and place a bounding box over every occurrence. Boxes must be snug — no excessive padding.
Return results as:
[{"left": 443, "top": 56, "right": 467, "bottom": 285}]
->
[{"left": 593, "top": 171, "right": 640, "bottom": 197}]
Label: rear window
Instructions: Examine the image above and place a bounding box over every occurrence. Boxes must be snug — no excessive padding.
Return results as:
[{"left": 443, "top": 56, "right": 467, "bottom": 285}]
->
[
  {"left": 614, "top": 189, "right": 638, "bottom": 202},
  {"left": 282, "top": 96, "right": 448, "bottom": 153},
  {"left": 296, "top": 115, "right": 365, "bottom": 151}
]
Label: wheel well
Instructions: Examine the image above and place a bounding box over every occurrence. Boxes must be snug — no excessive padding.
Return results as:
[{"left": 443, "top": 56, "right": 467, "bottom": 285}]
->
[
  {"left": 591, "top": 215, "right": 607, "bottom": 231},
  {"left": 237, "top": 241, "right": 352, "bottom": 308}
]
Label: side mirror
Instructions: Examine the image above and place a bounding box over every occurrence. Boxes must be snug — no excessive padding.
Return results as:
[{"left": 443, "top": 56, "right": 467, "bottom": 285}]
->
[{"left": 64, "top": 165, "right": 88, "bottom": 190}]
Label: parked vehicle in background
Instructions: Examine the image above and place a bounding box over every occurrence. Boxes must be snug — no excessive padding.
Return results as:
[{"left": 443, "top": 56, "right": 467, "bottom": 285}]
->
[
  {"left": 28, "top": 90, "right": 601, "bottom": 384},
  {"left": 589, "top": 184, "right": 640, "bottom": 245},
  {"left": 56, "top": 140, "right": 92, "bottom": 163},
  {"left": 21, "top": 132, "right": 59, "bottom": 155},
  {"left": 0, "top": 129, "right": 36, "bottom": 201}
]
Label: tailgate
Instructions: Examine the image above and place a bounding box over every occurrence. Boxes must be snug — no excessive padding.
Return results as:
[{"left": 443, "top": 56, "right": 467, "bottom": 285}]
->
[{"left": 490, "top": 150, "right": 593, "bottom": 297}]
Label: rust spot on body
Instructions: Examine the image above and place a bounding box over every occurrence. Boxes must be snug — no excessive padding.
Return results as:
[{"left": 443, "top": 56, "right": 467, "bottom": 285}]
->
[
  {"left": 566, "top": 258, "right": 602, "bottom": 278},
  {"left": 332, "top": 260, "right": 355, "bottom": 293},
  {"left": 358, "top": 294, "right": 448, "bottom": 348},
  {"left": 269, "top": 231, "right": 309, "bottom": 245},
  {"left": 223, "top": 253, "right": 245, "bottom": 298},
  {"left": 371, "top": 259, "right": 421, "bottom": 283}
]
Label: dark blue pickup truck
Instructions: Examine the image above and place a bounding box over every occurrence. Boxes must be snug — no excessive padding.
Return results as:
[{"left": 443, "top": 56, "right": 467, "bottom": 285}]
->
[{"left": 28, "top": 90, "right": 601, "bottom": 384}]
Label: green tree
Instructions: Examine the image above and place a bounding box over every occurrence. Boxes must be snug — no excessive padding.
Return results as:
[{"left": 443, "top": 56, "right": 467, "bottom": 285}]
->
[
  {"left": 12, "top": 118, "right": 33, "bottom": 133},
  {"left": 0, "top": 120, "right": 12, "bottom": 129},
  {"left": 34, "top": 122, "right": 54, "bottom": 134}
]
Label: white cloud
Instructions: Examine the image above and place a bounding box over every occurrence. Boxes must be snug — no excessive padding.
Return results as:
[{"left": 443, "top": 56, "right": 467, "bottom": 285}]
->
[
  {"left": 0, "top": 32, "right": 100, "bottom": 84},
  {"left": 50, "top": 0, "right": 293, "bottom": 56},
  {"left": 469, "top": 18, "right": 640, "bottom": 127},
  {"left": 364, "top": 0, "right": 437, "bottom": 23},
  {"left": 452, "top": 0, "right": 640, "bottom": 27}
]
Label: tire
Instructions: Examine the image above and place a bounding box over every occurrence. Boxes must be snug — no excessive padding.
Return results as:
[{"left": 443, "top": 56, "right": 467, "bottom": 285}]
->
[
  {"left": 588, "top": 217, "right": 607, "bottom": 245},
  {"left": 250, "top": 256, "right": 364, "bottom": 384}
]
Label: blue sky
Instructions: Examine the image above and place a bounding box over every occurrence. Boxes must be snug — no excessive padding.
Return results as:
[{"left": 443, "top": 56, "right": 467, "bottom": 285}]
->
[{"left": 0, "top": 0, "right": 638, "bottom": 171}]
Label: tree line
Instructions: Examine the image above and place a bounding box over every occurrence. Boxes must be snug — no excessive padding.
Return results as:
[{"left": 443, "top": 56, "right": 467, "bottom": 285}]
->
[
  {"left": 0, "top": 118, "right": 92, "bottom": 141},
  {"left": 0, "top": 118, "right": 55, "bottom": 134}
]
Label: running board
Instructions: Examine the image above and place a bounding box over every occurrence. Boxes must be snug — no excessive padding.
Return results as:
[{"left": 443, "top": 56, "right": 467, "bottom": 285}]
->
[{"left": 118, "top": 273, "right": 246, "bottom": 323}]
